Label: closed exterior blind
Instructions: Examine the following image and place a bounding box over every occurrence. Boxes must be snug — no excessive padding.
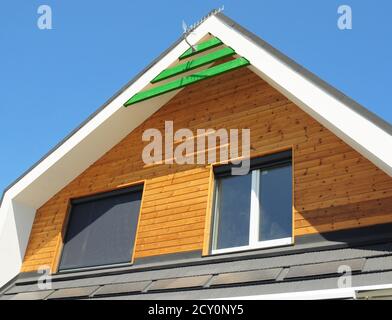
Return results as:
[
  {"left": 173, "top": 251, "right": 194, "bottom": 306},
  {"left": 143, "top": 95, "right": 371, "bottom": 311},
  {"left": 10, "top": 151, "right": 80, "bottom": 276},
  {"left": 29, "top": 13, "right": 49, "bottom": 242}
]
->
[{"left": 59, "top": 186, "right": 143, "bottom": 271}]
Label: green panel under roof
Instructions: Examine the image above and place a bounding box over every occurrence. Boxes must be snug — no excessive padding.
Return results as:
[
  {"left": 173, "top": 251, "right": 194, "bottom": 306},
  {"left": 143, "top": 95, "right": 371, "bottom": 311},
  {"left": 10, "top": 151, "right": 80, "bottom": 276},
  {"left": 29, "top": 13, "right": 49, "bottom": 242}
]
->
[
  {"left": 124, "top": 57, "right": 250, "bottom": 107},
  {"left": 179, "top": 37, "right": 223, "bottom": 60},
  {"left": 151, "top": 47, "right": 236, "bottom": 83}
]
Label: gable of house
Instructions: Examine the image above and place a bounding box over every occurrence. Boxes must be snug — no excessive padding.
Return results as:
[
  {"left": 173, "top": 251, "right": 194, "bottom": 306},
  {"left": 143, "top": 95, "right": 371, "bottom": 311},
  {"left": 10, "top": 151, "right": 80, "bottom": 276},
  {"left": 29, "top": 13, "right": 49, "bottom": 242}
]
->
[
  {"left": 21, "top": 65, "right": 392, "bottom": 273},
  {"left": 1, "top": 11, "right": 392, "bottom": 298}
]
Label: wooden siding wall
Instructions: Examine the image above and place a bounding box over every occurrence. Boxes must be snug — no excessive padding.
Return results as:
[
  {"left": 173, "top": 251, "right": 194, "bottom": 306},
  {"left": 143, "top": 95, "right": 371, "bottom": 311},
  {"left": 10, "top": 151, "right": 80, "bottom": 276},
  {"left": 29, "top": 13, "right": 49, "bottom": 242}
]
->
[{"left": 21, "top": 67, "right": 392, "bottom": 272}]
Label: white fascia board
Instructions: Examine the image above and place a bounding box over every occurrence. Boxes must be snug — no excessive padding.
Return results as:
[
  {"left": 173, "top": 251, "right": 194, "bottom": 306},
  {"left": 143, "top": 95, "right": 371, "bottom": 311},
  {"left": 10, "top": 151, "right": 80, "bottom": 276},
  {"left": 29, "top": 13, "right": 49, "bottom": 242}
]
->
[{"left": 207, "top": 16, "right": 392, "bottom": 177}]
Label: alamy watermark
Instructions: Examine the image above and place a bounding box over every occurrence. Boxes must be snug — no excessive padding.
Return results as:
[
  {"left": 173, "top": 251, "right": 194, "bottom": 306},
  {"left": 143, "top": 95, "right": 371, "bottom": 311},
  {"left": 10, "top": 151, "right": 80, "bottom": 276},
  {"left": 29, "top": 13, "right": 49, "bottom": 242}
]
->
[
  {"left": 142, "top": 121, "right": 251, "bottom": 175},
  {"left": 37, "top": 265, "right": 52, "bottom": 290},
  {"left": 338, "top": 265, "right": 352, "bottom": 288},
  {"left": 337, "top": 5, "right": 352, "bottom": 30},
  {"left": 37, "top": 5, "right": 52, "bottom": 30},
  {"left": 35, "top": 5, "right": 352, "bottom": 31}
]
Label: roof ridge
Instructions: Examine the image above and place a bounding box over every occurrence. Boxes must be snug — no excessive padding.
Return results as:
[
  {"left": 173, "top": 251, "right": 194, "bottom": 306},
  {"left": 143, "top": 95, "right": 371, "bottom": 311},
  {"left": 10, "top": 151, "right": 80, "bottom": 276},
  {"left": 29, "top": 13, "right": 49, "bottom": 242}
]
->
[{"left": 184, "top": 7, "right": 225, "bottom": 34}]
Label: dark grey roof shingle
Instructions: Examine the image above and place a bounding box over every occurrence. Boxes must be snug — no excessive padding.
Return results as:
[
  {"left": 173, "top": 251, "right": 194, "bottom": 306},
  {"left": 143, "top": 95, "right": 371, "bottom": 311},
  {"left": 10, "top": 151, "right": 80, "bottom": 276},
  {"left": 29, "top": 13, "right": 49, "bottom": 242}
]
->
[
  {"left": 285, "top": 258, "right": 365, "bottom": 279},
  {"left": 94, "top": 281, "right": 151, "bottom": 297},
  {"left": 10, "top": 290, "right": 53, "bottom": 300},
  {"left": 47, "top": 286, "right": 99, "bottom": 300},
  {"left": 149, "top": 275, "right": 212, "bottom": 291},
  {"left": 210, "top": 268, "right": 282, "bottom": 286}
]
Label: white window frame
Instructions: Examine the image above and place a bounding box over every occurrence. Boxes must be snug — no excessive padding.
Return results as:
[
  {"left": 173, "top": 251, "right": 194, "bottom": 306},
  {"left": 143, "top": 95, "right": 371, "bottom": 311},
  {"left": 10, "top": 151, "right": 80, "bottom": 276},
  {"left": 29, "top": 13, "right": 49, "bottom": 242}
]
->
[{"left": 211, "top": 168, "right": 293, "bottom": 255}]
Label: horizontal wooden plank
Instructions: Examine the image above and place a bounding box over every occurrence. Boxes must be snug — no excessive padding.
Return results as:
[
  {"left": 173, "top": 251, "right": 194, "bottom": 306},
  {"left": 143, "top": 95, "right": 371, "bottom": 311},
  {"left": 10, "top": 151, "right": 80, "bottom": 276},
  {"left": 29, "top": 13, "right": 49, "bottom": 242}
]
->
[
  {"left": 139, "top": 209, "right": 206, "bottom": 226},
  {"left": 137, "top": 221, "right": 205, "bottom": 239},
  {"left": 295, "top": 214, "right": 392, "bottom": 236},
  {"left": 137, "top": 216, "right": 205, "bottom": 233},
  {"left": 135, "top": 243, "right": 202, "bottom": 258},
  {"left": 136, "top": 235, "right": 204, "bottom": 251},
  {"left": 137, "top": 228, "right": 204, "bottom": 245}
]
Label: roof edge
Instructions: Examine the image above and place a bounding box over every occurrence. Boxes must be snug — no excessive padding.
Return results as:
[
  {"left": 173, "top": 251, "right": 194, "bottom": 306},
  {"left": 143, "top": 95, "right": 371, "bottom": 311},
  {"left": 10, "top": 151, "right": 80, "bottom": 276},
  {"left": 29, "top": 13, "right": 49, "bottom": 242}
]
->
[
  {"left": 0, "top": 9, "right": 228, "bottom": 208},
  {"left": 215, "top": 12, "right": 392, "bottom": 134}
]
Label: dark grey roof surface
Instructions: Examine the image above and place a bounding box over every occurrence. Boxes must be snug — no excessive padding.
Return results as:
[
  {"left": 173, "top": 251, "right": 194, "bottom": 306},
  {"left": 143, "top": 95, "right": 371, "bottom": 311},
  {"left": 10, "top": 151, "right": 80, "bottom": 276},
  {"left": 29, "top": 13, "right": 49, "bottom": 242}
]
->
[
  {"left": 2, "top": 223, "right": 392, "bottom": 300},
  {"left": 1, "top": 10, "right": 391, "bottom": 207}
]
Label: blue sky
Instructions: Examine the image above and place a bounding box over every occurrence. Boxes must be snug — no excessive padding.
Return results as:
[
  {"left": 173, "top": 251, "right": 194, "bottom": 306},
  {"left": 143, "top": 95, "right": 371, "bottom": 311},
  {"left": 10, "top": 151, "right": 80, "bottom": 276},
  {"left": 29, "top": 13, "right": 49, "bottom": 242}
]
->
[{"left": 0, "top": 1, "right": 391, "bottom": 193}]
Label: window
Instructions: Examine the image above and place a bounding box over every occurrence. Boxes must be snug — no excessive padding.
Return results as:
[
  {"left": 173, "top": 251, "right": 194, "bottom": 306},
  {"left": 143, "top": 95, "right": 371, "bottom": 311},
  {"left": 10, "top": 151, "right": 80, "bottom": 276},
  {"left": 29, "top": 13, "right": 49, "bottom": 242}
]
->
[
  {"left": 59, "top": 185, "right": 143, "bottom": 271},
  {"left": 211, "top": 151, "right": 293, "bottom": 254}
]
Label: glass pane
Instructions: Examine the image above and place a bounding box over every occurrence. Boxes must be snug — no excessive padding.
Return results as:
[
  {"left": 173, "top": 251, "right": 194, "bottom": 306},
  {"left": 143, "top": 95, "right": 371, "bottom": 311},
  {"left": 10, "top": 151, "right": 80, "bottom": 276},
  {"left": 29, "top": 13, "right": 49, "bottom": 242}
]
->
[
  {"left": 214, "top": 174, "right": 252, "bottom": 250},
  {"left": 59, "top": 189, "right": 142, "bottom": 271},
  {"left": 259, "top": 164, "right": 292, "bottom": 241}
]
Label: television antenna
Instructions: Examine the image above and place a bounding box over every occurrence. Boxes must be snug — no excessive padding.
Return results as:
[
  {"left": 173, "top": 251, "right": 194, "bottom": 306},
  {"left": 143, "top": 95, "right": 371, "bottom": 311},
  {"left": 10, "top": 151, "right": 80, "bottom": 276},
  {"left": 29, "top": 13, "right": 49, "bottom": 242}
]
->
[
  {"left": 182, "top": 6, "right": 225, "bottom": 53},
  {"left": 182, "top": 20, "right": 197, "bottom": 53}
]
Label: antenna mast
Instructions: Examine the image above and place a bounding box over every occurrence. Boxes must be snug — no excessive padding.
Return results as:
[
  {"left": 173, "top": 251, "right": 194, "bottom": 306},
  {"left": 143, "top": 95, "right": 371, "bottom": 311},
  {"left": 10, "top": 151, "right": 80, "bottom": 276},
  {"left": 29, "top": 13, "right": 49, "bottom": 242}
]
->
[{"left": 182, "top": 6, "right": 225, "bottom": 52}]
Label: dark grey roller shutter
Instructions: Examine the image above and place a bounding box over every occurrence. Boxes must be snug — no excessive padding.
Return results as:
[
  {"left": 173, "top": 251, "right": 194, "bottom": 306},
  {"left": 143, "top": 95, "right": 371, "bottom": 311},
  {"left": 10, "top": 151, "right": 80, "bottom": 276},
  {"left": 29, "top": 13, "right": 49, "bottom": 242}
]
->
[{"left": 59, "top": 186, "right": 143, "bottom": 271}]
